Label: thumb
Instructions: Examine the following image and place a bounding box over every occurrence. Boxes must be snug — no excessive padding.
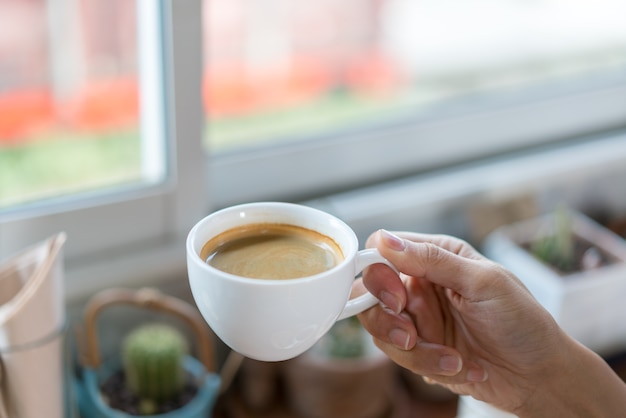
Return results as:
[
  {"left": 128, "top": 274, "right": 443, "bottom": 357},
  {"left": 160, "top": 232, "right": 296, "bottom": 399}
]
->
[{"left": 376, "top": 230, "right": 488, "bottom": 298}]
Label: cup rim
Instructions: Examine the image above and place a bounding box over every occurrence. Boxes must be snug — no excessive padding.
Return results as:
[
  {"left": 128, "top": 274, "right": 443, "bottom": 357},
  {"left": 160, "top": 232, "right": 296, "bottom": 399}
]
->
[{"left": 186, "top": 202, "right": 358, "bottom": 284}]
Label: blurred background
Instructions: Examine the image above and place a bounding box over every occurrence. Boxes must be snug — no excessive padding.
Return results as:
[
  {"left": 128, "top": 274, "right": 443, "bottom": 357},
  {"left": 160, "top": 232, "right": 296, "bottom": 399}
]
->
[{"left": 2, "top": 1, "right": 626, "bottom": 417}]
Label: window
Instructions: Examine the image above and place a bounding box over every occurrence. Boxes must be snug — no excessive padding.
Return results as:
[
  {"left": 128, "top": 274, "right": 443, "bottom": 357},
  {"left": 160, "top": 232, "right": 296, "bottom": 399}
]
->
[
  {"left": 204, "top": 0, "right": 626, "bottom": 206},
  {"left": 1, "top": 0, "right": 625, "bottom": 299},
  {"left": 0, "top": 0, "right": 205, "bottom": 298},
  {"left": 0, "top": 0, "right": 146, "bottom": 208}
]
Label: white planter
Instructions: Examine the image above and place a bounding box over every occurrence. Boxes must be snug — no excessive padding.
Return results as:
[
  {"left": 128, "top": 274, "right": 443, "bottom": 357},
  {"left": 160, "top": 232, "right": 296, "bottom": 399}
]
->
[{"left": 483, "top": 210, "right": 626, "bottom": 355}]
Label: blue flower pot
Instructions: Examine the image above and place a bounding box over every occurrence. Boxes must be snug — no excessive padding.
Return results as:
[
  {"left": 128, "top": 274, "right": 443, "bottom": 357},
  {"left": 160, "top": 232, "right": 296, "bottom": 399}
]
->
[{"left": 74, "top": 355, "right": 221, "bottom": 418}]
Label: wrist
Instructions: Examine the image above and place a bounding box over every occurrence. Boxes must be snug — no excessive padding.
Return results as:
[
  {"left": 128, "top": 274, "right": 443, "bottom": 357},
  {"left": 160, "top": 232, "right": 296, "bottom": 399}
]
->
[{"left": 515, "top": 332, "right": 626, "bottom": 418}]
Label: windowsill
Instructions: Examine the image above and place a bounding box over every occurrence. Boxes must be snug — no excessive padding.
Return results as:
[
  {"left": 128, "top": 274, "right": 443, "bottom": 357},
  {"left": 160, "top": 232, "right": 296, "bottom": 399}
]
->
[{"left": 64, "top": 236, "right": 187, "bottom": 303}]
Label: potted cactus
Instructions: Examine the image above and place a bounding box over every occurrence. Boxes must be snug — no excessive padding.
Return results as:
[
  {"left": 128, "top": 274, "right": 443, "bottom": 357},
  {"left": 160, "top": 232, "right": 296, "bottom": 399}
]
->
[
  {"left": 124, "top": 324, "right": 187, "bottom": 402},
  {"left": 74, "top": 288, "right": 221, "bottom": 418},
  {"left": 99, "top": 323, "right": 192, "bottom": 415}
]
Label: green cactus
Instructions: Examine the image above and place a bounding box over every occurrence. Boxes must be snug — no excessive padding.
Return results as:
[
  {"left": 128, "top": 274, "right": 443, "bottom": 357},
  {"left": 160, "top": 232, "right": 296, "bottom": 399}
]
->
[{"left": 122, "top": 323, "right": 188, "bottom": 409}]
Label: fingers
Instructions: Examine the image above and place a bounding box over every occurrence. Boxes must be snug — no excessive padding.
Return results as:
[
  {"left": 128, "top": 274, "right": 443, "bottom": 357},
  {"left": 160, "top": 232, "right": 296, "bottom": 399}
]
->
[
  {"left": 358, "top": 229, "right": 493, "bottom": 385},
  {"left": 377, "top": 338, "right": 462, "bottom": 377},
  {"left": 358, "top": 301, "right": 463, "bottom": 378},
  {"left": 372, "top": 336, "right": 488, "bottom": 384},
  {"left": 366, "top": 229, "right": 492, "bottom": 300},
  {"left": 366, "top": 230, "right": 485, "bottom": 261},
  {"left": 358, "top": 275, "right": 485, "bottom": 382},
  {"left": 359, "top": 229, "right": 486, "bottom": 310},
  {"left": 358, "top": 299, "right": 417, "bottom": 351},
  {"left": 361, "top": 263, "right": 407, "bottom": 314}
]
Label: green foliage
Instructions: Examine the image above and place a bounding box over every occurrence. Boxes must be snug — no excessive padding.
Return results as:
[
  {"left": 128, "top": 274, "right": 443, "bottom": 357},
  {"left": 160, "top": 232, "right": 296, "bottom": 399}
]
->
[
  {"left": 531, "top": 208, "right": 577, "bottom": 273},
  {"left": 122, "top": 323, "right": 188, "bottom": 409},
  {"left": 0, "top": 128, "right": 140, "bottom": 208}
]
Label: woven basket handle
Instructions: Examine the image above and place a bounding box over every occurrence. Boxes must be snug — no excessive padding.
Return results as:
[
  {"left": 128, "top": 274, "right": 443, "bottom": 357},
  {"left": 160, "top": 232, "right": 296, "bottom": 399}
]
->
[{"left": 79, "top": 287, "right": 215, "bottom": 374}]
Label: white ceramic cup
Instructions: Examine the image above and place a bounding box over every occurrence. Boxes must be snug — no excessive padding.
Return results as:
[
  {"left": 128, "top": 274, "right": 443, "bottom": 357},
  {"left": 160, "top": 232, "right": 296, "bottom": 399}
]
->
[{"left": 186, "top": 202, "right": 396, "bottom": 361}]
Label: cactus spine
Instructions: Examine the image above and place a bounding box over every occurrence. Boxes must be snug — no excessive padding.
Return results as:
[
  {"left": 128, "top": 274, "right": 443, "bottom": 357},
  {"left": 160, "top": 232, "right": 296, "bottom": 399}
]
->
[{"left": 122, "top": 323, "right": 188, "bottom": 407}]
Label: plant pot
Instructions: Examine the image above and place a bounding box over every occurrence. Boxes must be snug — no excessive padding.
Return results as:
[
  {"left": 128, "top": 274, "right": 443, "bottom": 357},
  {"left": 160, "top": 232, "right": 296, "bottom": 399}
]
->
[
  {"left": 282, "top": 327, "right": 394, "bottom": 418},
  {"left": 483, "top": 209, "right": 626, "bottom": 355},
  {"left": 75, "top": 355, "right": 220, "bottom": 418},
  {"left": 73, "top": 288, "right": 222, "bottom": 418}
]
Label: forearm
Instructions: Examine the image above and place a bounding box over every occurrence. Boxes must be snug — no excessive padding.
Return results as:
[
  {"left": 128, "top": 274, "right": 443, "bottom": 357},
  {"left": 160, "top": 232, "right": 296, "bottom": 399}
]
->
[{"left": 516, "top": 334, "right": 626, "bottom": 418}]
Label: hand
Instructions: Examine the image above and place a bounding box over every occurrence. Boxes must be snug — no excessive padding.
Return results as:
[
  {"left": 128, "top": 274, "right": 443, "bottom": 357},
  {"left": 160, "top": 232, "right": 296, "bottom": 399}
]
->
[{"left": 356, "top": 230, "right": 566, "bottom": 413}]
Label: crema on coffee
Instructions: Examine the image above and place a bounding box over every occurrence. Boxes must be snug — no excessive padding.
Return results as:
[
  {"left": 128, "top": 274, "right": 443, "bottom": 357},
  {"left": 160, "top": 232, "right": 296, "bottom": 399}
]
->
[{"left": 201, "top": 223, "right": 344, "bottom": 280}]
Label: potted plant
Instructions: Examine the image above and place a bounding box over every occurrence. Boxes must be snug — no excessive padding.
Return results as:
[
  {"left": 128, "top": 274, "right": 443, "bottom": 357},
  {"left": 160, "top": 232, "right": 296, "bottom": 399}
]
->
[
  {"left": 73, "top": 287, "right": 221, "bottom": 417},
  {"left": 482, "top": 207, "right": 626, "bottom": 354},
  {"left": 282, "top": 316, "right": 395, "bottom": 418}
]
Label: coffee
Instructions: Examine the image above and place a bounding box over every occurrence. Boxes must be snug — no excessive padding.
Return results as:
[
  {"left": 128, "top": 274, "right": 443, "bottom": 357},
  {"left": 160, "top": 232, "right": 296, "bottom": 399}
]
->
[{"left": 201, "top": 223, "right": 344, "bottom": 279}]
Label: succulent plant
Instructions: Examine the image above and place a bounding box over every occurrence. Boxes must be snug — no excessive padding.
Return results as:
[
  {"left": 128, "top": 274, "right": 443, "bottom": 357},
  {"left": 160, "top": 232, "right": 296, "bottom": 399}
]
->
[
  {"left": 122, "top": 323, "right": 188, "bottom": 410},
  {"left": 531, "top": 207, "right": 577, "bottom": 273}
]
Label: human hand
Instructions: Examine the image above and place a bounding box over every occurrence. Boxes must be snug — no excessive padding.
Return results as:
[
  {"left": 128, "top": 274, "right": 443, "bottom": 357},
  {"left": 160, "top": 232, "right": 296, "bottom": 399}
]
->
[{"left": 356, "top": 230, "right": 567, "bottom": 413}]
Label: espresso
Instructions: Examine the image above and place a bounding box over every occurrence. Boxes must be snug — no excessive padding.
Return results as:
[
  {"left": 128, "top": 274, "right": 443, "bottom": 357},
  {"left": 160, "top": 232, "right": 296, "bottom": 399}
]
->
[{"left": 201, "top": 223, "right": 344, "bottom": 280}]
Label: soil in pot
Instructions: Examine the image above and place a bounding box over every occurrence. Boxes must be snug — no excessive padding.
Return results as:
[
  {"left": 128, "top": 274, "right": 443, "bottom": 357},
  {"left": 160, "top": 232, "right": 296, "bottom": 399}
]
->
[
  {"left": 523, "top": 235, "right": 618, "bottom": 276},
  {"left": 525, "top": 208, "right": 625, "bottom": 275},
  {"left": 100, "top": 370, "right": 198, "bottom": 415}
]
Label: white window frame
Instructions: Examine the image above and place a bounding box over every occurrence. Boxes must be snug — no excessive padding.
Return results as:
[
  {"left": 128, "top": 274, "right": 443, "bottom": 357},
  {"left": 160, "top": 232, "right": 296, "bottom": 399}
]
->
[{"left": 0, "top": 0, "right": 206, "bottom": 299}]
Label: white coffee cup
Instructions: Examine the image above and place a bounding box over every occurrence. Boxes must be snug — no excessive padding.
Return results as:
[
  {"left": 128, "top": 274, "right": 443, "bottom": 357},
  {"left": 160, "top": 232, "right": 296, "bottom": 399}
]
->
[{"left": 186, "top": 202, "right": 396, "bottom": 361}]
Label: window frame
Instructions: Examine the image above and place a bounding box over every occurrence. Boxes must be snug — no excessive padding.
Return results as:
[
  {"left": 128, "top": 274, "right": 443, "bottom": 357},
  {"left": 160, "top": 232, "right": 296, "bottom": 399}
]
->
[
  {"left": 209, "top": 73, "right": 626, "bottom": 207},
  {"left": 0, "top": 0, "right": 206, "bottom": 299}
]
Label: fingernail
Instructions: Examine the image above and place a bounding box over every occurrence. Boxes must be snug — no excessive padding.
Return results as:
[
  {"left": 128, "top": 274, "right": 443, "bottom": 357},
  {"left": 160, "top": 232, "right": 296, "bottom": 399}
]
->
[
  {"left": 439, "top": 355, "right": 463, "bottom": 374},
  {"left": 381, "top": 229, "right": 405, "bottom": 251},
  {"left": 467, "top": 367, "right": 488, "bottom": 382},
  {"left": 380, "top": 291, "right": 402, "bottom": 314},
  {"left": 389, "top": 328, "right": 411, "bottom": 350}
]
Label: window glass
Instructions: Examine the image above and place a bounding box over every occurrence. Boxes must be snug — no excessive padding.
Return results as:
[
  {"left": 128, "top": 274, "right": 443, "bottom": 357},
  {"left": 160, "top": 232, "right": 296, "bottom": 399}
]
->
[
  {"left": 0, "top": 0, "right": 205, "bottom": 281},
  {"left": 204, "top": 0, "right": 626, "bottom": 154},
  {"left": 0, "top": 0, "right": 149, "bottom": 210}
]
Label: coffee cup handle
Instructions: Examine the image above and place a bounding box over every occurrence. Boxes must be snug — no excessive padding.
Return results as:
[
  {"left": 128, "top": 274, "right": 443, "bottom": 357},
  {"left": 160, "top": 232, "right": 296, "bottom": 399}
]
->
[{"left": 337, "top": 248, "right": 399, "bottom": 321}]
